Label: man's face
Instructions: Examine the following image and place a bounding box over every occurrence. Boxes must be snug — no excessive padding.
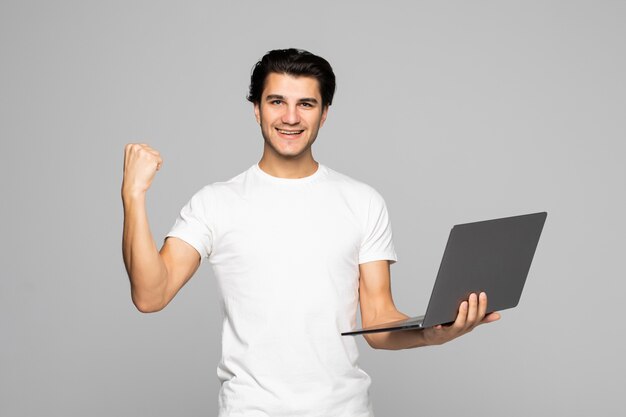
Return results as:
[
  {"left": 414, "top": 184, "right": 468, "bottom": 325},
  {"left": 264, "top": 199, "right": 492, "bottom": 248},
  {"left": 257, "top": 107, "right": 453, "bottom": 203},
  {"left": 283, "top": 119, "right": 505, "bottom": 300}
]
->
[{"left": 254, "top": 72, "right": 328, "bottom": 160}]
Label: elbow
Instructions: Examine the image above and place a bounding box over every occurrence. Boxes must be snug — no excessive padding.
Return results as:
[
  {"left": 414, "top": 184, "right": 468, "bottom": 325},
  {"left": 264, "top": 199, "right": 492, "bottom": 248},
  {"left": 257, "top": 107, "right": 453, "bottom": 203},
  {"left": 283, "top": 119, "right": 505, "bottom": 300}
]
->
[
  {"left": 133, "top": 302, "right": 163, "bottom": 314},
  {"left": 363, "top": 334, "right": 385, "bottom": 350},
  {"left": 131, "top": 293, "right": 166, "bottom": 314},
  {"left": 363, "top": 332, "right": 406, "bottom": 351}
]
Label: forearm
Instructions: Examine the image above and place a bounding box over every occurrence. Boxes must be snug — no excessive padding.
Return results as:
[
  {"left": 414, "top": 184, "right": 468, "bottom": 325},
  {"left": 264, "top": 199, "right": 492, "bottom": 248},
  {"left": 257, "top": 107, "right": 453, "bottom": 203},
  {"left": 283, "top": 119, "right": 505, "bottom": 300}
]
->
[
  {"left": 366, "top": 328, "right": 429, "bottom": 351},
  {"left": 122, "top": 191, "right": 168, "bottom": 312},
  {"left": 363, "top": 311, "right": 431, "bottom": 351}
]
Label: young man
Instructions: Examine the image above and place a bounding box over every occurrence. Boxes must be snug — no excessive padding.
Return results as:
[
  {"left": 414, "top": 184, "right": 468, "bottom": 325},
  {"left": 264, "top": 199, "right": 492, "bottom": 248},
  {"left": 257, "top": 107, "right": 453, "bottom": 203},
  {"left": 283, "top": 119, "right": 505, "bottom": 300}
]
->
[{"left": 121, "top": 49, "right": 499, "bottom": 417}]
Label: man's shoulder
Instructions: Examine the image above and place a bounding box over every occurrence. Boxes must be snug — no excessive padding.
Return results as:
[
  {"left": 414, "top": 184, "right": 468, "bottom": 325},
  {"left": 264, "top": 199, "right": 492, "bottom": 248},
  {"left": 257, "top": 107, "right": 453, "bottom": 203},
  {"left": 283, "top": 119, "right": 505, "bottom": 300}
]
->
[
  {"left": 323, "top": 165, "right": 384, "bottom": 199},
  {"left": 186, "top": 165, "right": 254, "bottom": 202}
]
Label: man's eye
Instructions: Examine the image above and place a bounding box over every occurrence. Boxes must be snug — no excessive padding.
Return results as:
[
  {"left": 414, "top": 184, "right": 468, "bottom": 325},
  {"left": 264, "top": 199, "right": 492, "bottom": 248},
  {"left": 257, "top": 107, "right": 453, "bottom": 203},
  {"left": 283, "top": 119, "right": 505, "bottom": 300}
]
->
[
  {"left": 271, "top": 100, "right": 282, "bottom": 105},
  {"left": 300, "top": 102, "right": 312, "bottom": 108}
]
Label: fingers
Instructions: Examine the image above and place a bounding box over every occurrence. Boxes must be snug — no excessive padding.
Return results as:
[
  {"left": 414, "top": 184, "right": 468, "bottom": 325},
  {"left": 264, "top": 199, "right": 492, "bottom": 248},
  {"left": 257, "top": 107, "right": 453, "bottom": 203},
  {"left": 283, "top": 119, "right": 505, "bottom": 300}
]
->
[
  {"left": 466, "top": 293, "right": 479, "bottom": 325},
  {"left": 453, "top": 293, "right": 478, "bottom": 330},
  {"left": 452, "top": 300, "right": 468, "bottom": 329},
  {"left": 122, "top": 143, "right": 163, "bottom": 195},
  {"left": 125, "top": 143, "right": 163, "bottom": 167},
  {"left": 477, "top": 292, "right": 488, "bottom": 320},
  {"left": 481, "top": 312, "right": 501, "bottom": 324},
  {"left": 125, "top": 143, "right": 159, "bottom": 155},
  {"left": 452, "top": 292, "right": 488, "bottom": 333},
  {"left": 466, "top": 292, "right": 489, "bottom": 329}
]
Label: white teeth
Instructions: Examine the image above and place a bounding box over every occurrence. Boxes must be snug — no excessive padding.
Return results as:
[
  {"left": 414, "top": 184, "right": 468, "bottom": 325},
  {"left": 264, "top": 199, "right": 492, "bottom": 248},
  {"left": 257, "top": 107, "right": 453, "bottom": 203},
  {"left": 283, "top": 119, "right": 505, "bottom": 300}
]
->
[{"left": 277, "top": 129, "right": 303, "bottom": 135}]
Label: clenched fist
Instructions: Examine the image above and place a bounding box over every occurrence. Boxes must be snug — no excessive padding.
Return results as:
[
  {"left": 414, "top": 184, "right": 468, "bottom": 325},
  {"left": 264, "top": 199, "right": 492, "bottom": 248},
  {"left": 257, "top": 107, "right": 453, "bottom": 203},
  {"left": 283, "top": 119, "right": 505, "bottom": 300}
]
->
[{"left": 122, "top": 143, "right": 163, "bottom": 198}]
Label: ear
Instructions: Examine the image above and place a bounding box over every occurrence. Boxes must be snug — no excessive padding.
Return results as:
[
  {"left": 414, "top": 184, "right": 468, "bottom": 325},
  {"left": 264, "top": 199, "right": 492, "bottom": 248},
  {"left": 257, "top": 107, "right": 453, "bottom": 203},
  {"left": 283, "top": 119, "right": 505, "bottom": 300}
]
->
[
  {"left": 319, "top": 105, "right": 329, "bottom": 127},
  {"left": 254, "top": 102, "right": 261, "bottom": 125}
]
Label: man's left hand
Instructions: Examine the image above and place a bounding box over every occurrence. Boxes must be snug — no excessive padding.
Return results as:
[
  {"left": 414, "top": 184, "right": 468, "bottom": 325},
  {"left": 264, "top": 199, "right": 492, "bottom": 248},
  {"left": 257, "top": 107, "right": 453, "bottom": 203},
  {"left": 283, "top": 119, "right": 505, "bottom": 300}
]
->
[{"left": 421, "top": 292, "right": 501, "bottom": 346}]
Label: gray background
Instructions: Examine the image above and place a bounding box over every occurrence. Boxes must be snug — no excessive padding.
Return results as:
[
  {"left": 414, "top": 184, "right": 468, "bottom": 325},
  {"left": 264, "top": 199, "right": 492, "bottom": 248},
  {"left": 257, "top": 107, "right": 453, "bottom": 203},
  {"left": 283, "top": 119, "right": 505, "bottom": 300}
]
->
[{"left": 2, "top": 1, "right": 624, "bottom": 416}]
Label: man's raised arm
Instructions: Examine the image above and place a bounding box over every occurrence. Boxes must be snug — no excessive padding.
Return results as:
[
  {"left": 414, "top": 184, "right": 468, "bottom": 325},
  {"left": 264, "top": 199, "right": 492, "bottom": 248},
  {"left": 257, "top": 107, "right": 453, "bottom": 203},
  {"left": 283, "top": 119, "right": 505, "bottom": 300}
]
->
[{"left": 121, "top": 143, "right": 200, "bottom": 313}]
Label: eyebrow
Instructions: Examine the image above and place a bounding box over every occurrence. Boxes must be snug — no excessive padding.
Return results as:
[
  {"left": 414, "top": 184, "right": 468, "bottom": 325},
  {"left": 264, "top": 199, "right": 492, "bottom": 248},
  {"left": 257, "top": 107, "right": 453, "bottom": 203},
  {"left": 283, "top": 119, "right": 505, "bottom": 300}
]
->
[
  {"left": 265, "top": 94, "right": 319, "bottom": 105},
  {"left": 298, "top": 97, "right": 319, "bottom": 105}
]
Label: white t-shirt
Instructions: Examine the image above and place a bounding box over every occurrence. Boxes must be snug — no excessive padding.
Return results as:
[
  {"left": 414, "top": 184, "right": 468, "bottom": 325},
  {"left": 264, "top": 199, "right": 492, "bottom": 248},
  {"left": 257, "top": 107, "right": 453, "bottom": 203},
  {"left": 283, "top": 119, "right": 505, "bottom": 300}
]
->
[{"left": 166, "top": 162, "right": 398, "bottom": 417}]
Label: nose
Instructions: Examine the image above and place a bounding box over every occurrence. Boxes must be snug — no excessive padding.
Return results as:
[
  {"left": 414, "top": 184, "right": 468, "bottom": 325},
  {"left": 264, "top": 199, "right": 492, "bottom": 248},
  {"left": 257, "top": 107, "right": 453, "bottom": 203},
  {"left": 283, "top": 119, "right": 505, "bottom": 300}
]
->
[{"left": 281, "top": 104, "right": 300, "bottom": 125}]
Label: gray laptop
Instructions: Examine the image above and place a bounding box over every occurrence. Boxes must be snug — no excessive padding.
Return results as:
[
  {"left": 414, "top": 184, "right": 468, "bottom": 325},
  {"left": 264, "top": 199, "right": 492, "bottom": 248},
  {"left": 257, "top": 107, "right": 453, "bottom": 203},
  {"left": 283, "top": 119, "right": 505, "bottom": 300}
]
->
[{"left": 342, "top": 212, "right": 547, "bottom": 336}]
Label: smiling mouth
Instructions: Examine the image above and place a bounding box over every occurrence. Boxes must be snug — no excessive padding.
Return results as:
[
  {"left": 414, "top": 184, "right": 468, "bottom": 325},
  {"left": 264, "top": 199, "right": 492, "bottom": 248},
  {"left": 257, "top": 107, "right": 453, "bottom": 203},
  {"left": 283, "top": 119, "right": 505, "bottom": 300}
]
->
[{"left": 276, "top": 128, "right": 304, "bottom": 136}]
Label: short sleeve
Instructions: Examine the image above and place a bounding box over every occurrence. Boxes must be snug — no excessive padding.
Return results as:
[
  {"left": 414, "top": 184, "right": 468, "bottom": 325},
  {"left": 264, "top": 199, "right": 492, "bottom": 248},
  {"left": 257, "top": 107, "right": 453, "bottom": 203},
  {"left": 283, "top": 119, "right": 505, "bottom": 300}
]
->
[
  {"left": 165, "top": 187, "right": 214, "bottom": 264},
  {"left": 359, "top": 189, "right": 398, "bottom": 265}
]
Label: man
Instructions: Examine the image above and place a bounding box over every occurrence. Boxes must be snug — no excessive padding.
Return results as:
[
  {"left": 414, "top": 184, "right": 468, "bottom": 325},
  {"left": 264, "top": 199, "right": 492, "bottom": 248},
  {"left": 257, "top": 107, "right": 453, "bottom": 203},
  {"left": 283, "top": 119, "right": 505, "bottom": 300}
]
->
[{"left": 121, "top": 48, "right": 500, "bottom": 417}]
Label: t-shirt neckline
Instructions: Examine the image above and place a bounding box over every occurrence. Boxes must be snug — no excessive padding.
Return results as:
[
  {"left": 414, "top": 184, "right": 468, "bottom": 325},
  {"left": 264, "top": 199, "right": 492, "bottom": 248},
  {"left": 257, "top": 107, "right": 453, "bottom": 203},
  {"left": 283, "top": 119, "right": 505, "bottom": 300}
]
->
[{"left": 253, "top": 162, "right": 326, "bottom": 184}]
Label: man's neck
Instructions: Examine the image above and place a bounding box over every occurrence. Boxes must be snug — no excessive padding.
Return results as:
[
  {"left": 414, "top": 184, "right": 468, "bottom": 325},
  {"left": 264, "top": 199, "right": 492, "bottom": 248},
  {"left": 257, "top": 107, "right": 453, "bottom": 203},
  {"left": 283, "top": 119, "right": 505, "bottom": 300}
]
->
[{"left": 258, "top": 152, "right": 319, "bottom": 179}]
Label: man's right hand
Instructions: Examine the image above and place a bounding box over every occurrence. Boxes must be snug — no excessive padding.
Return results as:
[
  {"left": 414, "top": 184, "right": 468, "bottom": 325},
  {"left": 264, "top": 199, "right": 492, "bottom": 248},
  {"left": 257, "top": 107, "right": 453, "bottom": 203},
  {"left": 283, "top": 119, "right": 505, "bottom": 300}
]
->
[
  {"left": 122, "top": 143, "right": 163, "bottom": 198},
  {"left": 120, "top": 143, "right": 201, "bottom": 313}
]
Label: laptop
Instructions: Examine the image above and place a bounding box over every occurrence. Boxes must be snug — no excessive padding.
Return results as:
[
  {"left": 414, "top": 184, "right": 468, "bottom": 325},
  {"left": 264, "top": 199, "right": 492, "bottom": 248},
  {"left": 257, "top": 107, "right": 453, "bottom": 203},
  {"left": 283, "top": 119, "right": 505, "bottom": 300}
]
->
[{"left": 341, "top": 212, "right": 547, "bottom": 336}]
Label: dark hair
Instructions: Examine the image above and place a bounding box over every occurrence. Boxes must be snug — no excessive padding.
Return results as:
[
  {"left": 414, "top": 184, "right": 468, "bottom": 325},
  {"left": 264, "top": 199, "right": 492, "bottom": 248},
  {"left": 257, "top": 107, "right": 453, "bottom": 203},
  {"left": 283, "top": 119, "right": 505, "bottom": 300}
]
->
[{"left": 247, "top": 48, "right": 336, "bottom": 107}]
